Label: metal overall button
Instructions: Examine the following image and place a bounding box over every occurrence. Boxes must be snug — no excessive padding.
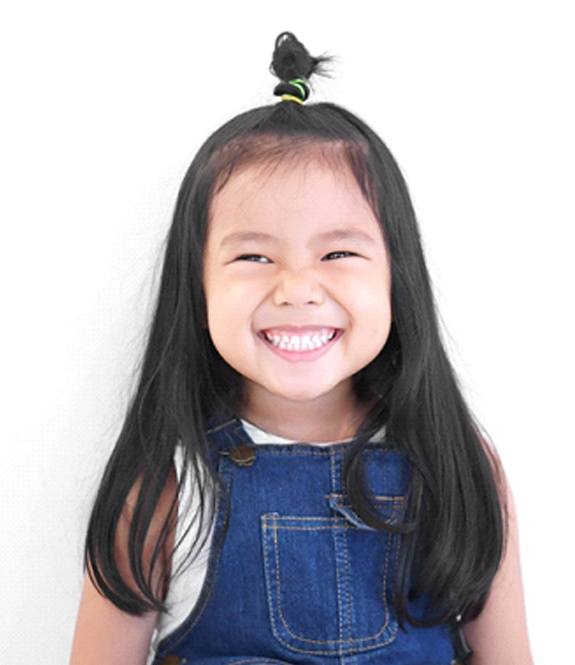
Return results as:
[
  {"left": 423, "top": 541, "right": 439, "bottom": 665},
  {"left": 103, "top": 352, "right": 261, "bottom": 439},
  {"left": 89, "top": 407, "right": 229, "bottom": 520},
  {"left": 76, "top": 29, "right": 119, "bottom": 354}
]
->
[
  {"left": 158, "top": 655, "right": 187, "bottom": 665},
  {"left": 229, "top": 444, "right": 257, "bottom": 466}
]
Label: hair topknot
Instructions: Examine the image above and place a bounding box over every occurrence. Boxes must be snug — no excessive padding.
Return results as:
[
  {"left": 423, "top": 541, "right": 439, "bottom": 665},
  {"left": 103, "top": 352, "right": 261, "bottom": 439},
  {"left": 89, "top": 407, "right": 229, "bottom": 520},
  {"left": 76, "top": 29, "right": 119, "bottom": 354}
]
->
[{"left": 270, "top": 31, "right": 335, "bottom": 102}]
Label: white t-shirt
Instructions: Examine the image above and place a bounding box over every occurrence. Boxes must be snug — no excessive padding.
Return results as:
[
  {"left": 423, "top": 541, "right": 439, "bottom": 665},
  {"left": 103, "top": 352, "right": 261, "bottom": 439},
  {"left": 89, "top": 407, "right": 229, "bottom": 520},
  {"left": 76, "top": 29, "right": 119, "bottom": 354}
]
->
[{"left": 146, "top": 417, "right": 387, "bottom": 663}]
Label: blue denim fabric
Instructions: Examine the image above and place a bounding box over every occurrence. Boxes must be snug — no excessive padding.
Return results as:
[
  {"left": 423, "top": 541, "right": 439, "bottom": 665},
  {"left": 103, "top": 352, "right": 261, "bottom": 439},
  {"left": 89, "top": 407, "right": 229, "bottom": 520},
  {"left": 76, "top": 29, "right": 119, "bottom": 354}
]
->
[{"left": 152, "top": 415, "right": 471, "bottom": 665}]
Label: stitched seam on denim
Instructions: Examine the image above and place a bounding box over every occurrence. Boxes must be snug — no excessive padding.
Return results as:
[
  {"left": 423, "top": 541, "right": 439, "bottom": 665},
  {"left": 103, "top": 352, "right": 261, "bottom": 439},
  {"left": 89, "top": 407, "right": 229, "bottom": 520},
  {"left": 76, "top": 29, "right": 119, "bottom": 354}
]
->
[
  {"left": 262, "top": 513, "right": 280, "bottom": 650},
  {"left": 335, "top": 518, "right": 345, "bottom": 654},
  {"left": 342, "top": 510, "right": 353, "bottom": 647},
  {"left": 331, "top": 451, "right": 346, "bottom": 656}
]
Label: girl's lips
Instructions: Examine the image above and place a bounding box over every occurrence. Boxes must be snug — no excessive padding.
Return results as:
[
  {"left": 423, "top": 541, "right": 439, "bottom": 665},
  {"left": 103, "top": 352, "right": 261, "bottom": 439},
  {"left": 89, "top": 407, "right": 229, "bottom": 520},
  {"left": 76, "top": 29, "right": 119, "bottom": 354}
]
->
[{"left": 257, "top": 329, "right": 344, "bottom": 363}]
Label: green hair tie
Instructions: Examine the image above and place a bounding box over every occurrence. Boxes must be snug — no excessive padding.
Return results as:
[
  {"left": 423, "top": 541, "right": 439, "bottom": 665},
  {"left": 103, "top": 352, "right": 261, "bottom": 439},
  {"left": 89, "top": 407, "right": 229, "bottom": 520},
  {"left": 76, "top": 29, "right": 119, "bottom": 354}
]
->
[{"left": 288, "top": 77, "right": 308, "bottom": 100}]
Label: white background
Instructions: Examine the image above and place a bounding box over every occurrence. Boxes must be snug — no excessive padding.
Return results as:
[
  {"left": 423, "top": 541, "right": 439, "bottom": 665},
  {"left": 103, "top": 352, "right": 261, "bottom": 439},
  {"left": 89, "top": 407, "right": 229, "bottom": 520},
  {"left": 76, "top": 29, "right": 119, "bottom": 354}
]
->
[{"left": 2, "top": 1, "right": 573, "bottom": 663}]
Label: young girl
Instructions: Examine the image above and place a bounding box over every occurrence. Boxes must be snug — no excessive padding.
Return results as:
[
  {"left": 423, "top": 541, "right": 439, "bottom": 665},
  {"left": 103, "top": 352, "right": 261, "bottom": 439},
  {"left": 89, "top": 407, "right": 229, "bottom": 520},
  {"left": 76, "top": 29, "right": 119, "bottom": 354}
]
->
[{"left": 70, "top": 31, "right": 534, "bottom": 665}]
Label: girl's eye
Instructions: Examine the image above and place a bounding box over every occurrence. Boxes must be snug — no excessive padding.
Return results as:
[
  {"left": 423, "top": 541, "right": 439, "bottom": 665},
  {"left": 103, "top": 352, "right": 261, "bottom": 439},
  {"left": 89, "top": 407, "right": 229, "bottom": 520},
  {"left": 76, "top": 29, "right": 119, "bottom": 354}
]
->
[
  {"left": 325, "top": 251, "right": 358, "bottom": 260},
  {"left": 234, "top": 254, "right": 271, "bottom": 263},
  {"left": 234, "top": 251, "right": 358, "bottom": 263}
]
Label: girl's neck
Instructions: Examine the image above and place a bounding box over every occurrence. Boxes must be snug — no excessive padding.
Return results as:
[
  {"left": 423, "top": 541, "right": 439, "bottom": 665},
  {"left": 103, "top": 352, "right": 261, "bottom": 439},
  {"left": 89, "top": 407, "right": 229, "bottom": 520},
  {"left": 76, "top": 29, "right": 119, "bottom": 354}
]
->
[{"left": 237, "top": 394, "right": 376, "bottom": 443}]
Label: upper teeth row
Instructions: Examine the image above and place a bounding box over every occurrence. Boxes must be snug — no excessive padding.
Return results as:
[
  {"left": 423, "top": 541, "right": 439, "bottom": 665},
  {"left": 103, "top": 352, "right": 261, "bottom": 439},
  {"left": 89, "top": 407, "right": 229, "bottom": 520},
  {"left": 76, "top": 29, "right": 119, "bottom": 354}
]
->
[{"left": 263, "top": 329, "right": 337, "bottom": 351}]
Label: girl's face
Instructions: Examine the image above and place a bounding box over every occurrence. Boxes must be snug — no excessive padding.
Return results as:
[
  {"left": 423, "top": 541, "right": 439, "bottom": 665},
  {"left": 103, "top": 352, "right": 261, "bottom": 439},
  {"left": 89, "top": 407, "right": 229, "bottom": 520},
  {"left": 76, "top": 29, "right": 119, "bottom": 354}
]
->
[{"left": 203, "top": 159, "right": 392, "bottom": 430}]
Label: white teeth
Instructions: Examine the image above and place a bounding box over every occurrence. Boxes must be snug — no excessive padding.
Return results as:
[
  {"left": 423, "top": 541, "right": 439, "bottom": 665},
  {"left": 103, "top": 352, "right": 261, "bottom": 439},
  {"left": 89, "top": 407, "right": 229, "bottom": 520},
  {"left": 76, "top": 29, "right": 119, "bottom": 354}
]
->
[{"left": 263, "top": 329, "right": 337, "bottom": 351}]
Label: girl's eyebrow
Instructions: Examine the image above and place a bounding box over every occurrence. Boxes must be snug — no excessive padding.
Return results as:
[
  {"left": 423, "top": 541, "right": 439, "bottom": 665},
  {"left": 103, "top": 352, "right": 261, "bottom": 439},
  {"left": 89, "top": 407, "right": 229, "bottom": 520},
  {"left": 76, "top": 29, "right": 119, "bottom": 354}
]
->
[{"left": 219, "top": 228, "right": 377, "bottom": 248}]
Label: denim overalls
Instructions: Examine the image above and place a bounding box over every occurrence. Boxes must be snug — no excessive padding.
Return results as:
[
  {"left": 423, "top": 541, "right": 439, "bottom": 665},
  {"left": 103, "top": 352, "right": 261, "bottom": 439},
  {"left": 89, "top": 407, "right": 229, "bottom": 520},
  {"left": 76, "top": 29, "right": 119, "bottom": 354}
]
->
[{"left": 152, "top": 414, "right": 473, "bottom": 665}]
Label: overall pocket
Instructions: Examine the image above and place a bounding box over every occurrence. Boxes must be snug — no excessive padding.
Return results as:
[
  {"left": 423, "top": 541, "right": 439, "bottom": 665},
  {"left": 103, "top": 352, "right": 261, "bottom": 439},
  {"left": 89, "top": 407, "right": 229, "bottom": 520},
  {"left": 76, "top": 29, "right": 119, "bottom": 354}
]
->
[{"left": 260, "top": 494, "right": 404, "bottom": 656}]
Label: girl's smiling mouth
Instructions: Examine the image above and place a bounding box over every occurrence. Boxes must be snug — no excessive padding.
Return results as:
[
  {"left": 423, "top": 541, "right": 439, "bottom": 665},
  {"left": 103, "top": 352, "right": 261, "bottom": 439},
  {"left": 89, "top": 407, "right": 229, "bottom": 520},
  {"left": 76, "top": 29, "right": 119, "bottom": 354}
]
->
[{"left": 256, "top": 328, "right": 344, "bottom": 363}]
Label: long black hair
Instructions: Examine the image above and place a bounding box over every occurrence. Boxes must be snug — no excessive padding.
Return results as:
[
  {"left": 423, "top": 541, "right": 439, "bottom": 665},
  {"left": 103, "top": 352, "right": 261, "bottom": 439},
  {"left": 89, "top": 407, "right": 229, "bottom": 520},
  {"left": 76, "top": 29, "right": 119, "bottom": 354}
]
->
[{"left": 83, "top": 31, "right": 508, "bottom": 632}]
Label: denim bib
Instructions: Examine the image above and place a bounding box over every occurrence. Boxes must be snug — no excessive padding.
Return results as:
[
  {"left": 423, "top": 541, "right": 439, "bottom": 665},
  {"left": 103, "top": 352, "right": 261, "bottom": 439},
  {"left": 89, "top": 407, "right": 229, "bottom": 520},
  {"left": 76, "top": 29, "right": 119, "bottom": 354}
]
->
[{"left": 152, "top": 415, "right": 472, "bottom": 665}]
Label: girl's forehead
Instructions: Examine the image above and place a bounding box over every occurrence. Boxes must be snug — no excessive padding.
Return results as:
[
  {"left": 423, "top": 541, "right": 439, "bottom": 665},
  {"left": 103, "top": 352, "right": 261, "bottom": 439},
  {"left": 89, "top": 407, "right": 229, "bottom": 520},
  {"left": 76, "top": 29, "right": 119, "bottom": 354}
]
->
[{"left": 211, "top": 160, "right": 369, "bottom": 218}]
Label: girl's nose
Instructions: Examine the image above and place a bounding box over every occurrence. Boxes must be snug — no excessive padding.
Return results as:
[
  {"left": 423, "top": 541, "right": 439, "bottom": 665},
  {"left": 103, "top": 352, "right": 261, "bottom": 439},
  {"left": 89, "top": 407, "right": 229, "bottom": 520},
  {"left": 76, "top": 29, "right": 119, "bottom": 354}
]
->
[{"left": 272, "top": 270, "right": 324, "bottom": 306}]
